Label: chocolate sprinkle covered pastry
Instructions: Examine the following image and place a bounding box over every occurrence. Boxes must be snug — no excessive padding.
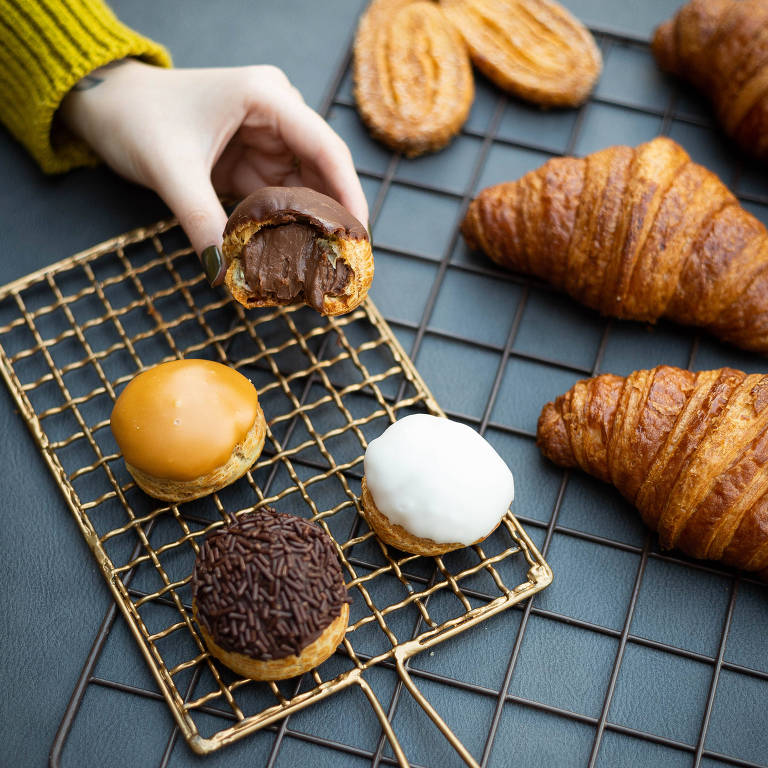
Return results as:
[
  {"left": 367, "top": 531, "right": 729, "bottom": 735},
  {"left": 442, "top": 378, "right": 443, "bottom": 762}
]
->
[
  {"left": 192, "top": 507, "right": 351, "bottom": 680},
  {"left": 222, "top": 187, "right": 374, "bottom": 316}
]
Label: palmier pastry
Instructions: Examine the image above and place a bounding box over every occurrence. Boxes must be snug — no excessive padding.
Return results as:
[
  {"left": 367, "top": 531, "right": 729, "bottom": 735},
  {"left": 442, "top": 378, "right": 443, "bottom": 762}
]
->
[
  {"left": 110, "top": 359, "right": 265, "bottom": 502},
  {"left": 222, "top": 187, "right": 373, "bottom": 316},
  {"left": 362, "top": 414, "right": 515, "bottom": 556},
  {"left": 462, "top": 137, "right": 768, "bottom": 354},
  {"left": 538, "top": 366, "right": 768, "bottom": 579},
  {"left": 353, "top": 0, "right": 474, "bottom": 156},
  {"left": 653, "top": 0, "right": 768, "bottom": 160},
  {"left": 440, "top": 0, "right": 602, "bottom": 107},
  {"left": 192, "top": 507, "right": 351, "bottom": 680}
]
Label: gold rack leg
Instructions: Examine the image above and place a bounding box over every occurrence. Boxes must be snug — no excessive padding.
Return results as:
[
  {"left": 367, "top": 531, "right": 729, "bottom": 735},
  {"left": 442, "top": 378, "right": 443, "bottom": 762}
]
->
[
  {"left": 357, "top": 676, "right": 410, "bottom": 768},
  {"left": 395, "top": 656, "right": 481, "bottom": 768}
]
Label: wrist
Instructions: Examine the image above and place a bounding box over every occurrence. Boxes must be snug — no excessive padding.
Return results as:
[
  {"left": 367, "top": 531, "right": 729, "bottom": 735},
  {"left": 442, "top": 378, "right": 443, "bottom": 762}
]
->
[{"left": 59, "top": 58, "right": 152, "bottom": 142}]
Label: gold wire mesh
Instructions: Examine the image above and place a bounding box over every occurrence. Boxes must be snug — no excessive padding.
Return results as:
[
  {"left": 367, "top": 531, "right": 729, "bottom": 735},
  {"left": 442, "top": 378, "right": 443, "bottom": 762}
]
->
[{"left": 0, "top": 220, "right": 552, "bottom": 763}]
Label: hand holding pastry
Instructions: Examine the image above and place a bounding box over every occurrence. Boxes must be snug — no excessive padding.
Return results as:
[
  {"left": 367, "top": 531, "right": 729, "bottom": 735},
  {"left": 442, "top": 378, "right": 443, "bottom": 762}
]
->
[
  {"left": 362, "top": 414, "right": 515, "bottom": 556},
  {"left": 462, "top": 137, "right": 768, "bottom": 354},
  {"left": 538, "top": 366, "right": 768, "bottom": 579},
  {"left": 110, "top": 359, "right": 266, "bottom": 502},
  {"left": 192, "top": 507, "right": 350, "bottom": 680},
  {"left": 60, "top": 59, "right": 368, "bottom": 284}
]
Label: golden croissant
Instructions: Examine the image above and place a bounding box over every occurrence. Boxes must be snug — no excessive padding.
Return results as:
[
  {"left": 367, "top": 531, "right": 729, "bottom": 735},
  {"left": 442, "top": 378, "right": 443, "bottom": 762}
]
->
[
  {"left": 653, "top": 0, "right": 768, "bottom": 160},
  {"left": 462, "top": 137, "right": 768, "bottom": 354},
  {"left": 538, "top": 366, "right": 768, "bottom": 578}
]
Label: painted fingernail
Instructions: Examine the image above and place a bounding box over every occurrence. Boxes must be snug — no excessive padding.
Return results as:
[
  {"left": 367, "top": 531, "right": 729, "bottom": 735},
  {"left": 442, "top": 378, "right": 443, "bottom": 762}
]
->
[{"left": 200, "top": 245, "right": 223, "bottom": 286}]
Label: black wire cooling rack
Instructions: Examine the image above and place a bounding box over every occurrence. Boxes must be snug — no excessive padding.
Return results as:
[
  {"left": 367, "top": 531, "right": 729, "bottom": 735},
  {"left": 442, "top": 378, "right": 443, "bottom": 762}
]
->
[{"left": 37, "top": 18, "right": 768, "bottom": 768}]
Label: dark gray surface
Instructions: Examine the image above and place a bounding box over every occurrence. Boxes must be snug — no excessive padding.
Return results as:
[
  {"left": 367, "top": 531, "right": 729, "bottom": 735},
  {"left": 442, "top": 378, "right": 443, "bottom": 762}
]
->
[{"left": 2, "top": 1, "right": 768, "bottom": 768}]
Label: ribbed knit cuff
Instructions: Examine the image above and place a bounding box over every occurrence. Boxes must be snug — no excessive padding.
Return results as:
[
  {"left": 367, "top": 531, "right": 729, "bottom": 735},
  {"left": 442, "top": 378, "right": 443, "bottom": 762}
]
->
[{"left": 0, "top": 0, "right": 171, "bottom": 173}]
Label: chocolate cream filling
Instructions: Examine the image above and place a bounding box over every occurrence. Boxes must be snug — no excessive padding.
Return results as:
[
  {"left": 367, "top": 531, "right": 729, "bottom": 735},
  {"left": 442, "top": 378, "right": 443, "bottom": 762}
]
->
[{"left": 242, "top": 223, "right": 352, "bottom": 312}]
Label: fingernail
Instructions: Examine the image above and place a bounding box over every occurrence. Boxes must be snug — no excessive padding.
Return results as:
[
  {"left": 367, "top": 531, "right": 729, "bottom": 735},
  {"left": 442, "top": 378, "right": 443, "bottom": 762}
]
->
[{"left": 200, "top": 245, "right": 223, "bottom": 286}]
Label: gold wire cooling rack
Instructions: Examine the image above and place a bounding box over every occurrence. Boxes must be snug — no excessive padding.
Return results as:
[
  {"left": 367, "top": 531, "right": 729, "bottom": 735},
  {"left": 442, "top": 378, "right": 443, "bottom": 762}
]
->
[{"left": 0, "top": 219, "right": 552, "bottom": 765}]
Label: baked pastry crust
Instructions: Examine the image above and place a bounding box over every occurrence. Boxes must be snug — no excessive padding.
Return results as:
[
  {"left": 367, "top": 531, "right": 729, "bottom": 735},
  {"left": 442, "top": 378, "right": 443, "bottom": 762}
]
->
[
  {"left": 361, "top": 477, "right": 496, "bottom": 556},
  {"left": 538, "top": 366, "right": 768, "bottom": 579},
  {"left": 462, "top": 136, "right": 768, "bottom": 354},
  {"left": 353, "top": 0, "right": 474, "bottom": 156},
  {"left": 440, "top": 0, "right": 601, "bottom": 106},
  {"left": 653, "top": 0, "right": 768, "bottom": 160},
  {"left": 126, "top": 408, "right": 266, "bottom": 503},
  {"left": 196, "top": 603, "right": 349, "bottom": 681}
]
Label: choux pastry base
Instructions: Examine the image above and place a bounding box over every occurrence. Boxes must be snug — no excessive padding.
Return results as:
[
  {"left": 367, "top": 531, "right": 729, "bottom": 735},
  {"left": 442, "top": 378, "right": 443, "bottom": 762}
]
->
[
  {"left": 361, "top": 477, "right": 497, "bottom": 557},
  {"left": 196, "top": 602, "right": 349, "bottom": 681},
  {"left": 126, "top": 406, "right": 266, "bottom": 503}
]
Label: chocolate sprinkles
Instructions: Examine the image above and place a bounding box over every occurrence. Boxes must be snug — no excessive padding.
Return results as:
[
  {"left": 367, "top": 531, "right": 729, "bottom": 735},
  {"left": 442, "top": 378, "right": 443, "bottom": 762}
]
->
[{"left": 192, "top": 507, "right": 350, "bottom": 660}]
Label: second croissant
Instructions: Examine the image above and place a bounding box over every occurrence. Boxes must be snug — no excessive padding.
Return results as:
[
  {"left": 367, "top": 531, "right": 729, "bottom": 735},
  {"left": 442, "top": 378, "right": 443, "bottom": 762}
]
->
[
  {"left": 538, "top": 366, "right": 768, "bottom": 579},
  {"left": 462, "top": 137, "right": 768, "bottom": 354}
]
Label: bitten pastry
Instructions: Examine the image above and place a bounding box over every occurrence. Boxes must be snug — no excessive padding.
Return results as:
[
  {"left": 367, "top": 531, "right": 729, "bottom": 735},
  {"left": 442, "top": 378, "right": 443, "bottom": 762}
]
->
[
  {"left": 354, "top": 0, "right": 474, "bottom": 156},
  {"left": 110, "top": 359, "right": 266, "bottom": 502},
  {"left": 462, "top": 137, "right": 768, "bottom": 354},
  {"left": 538, "top": 366, "right": 768, "bottom": 578},
  {"left": 192, "top": 507, "right": 351, "bottom": 680},
  {"left": 222, "top": 187, "right": 373, "bottom": 316},
  {"left": 653, "top": 0, "right": 768, "bottom": 160},
  {"left": 440, "top": 0, "right": 601, "bottom": 106},
  {"left": 362, "top": 414, "right": 515, "bottom": 556}
]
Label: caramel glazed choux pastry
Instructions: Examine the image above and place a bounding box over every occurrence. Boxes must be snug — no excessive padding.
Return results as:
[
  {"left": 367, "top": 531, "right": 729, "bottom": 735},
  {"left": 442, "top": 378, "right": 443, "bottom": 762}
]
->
[
  {"left": 110, "top": 359, "right": 266, "bottom": 503},
  {"left": 192, "top": 507, "right": 351, "bottom": 680},
  {"left": 362, "top": 414, "right": 515, "bottom": 556},
  {"left": 222, "top": 186, "right": 374, "bottom": 316}
]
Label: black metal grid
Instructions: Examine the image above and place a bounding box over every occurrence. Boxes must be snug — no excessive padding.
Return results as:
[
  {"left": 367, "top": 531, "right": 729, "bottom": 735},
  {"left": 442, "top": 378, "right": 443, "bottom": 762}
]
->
[{"left": 45, "top": 20, "right": 768, "bottom": 768}]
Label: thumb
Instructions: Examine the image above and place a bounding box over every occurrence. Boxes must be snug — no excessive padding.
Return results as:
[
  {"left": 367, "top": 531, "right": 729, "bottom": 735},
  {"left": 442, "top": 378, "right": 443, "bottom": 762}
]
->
[{"left": 156, "top": 168, "right": 229, "bottom": 286}]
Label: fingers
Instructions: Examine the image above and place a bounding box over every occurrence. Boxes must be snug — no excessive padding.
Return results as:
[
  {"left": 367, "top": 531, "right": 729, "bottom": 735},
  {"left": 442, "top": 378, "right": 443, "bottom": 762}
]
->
[
  {"left": 242, "top": 78, "right": 369, "bottom": 228},
  {"left": 284, "top": 103, "right": 370, "bottom": 227},
  {"left": 156, "top": 166, "right": 229, "bottom": 285}
]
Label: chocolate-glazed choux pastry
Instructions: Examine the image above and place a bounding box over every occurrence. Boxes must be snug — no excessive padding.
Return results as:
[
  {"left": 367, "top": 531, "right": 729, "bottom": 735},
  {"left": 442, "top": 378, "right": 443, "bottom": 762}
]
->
[
  {"left": 192, "top": 507, "right": 351, "bottom": 680},
  {"left": 110, "top": 359, "right": 266, "bottom": 503},
  {"left": 222, "top": 187, "right": 374, "bottom": 316}
]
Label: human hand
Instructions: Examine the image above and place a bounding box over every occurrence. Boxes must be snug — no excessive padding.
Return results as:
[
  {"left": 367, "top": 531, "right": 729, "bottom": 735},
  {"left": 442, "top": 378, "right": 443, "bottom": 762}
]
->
[{"left": 60, "top": 59, "right": 369, "bottom": 285}]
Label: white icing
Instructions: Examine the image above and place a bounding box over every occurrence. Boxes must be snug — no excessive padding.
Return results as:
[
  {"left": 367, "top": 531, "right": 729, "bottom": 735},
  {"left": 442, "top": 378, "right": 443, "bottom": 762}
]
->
[{"left": 364, "top": 414, "right": 515, "bottom": 545}]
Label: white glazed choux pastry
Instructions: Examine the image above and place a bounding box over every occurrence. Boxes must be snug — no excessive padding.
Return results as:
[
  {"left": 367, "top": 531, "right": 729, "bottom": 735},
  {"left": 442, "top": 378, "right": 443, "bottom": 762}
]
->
[{"left": 362, "top": 414, "right": 515, "bottom": 556}]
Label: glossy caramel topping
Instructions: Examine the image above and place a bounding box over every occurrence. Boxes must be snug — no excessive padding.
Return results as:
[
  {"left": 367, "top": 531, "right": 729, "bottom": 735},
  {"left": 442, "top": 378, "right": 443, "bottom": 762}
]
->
[{"left": 111, "top": 360, "right": 259, "bottom": 481}]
